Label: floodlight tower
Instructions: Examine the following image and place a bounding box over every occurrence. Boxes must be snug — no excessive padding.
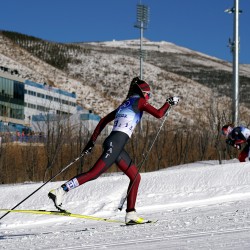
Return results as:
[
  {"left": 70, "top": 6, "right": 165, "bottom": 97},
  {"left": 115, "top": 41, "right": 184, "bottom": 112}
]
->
[
  {"left": 225, "top": 0, "right": 242, "bottom": 125},
  {"left": 134, "top": 2, "right": 149, "bottom": 80}
]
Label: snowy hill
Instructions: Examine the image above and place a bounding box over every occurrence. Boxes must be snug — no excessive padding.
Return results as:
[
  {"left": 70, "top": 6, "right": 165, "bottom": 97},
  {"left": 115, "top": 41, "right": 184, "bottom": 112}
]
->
[
  {"left": 1, "top": 160, "right": 250, "bottom": 249},
  {"left": 1, "top": 31, "right": 250, "bottom": 128}
]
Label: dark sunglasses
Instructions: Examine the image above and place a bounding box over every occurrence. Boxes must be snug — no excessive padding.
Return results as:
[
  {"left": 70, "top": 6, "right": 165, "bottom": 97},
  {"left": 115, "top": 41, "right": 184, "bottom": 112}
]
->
[{"left": 143, "top": 91, "right": 151, "bottom": 98}]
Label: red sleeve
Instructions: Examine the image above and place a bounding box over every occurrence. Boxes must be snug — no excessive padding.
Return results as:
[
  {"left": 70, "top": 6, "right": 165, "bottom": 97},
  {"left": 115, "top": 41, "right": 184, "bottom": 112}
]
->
[
  {"left": 137, "top": 98, "right": 170, "bottom": 118},
  {"left": 235, "top": 139, "right": 247, "bottom": 145},
  {"left": 90, "top": 109, "right": 117, "bottom": 142}
]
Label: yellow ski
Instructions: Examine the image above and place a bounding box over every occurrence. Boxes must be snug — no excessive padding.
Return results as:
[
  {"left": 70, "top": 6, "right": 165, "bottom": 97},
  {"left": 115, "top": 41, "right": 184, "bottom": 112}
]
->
[{"left": 0, "top": 209, "right": 123, "bottom": 224}]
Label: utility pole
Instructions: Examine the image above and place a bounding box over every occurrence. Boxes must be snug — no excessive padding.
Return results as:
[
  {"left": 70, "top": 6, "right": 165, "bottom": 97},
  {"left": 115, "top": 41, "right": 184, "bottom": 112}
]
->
[{"left": 225, "top": 0, "right": 242, "bottom": 125}]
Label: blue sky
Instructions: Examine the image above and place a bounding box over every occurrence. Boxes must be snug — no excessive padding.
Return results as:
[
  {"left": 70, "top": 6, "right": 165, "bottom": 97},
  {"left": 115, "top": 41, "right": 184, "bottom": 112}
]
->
[{"left": 1, "top": 0, "right": 250, "bottom": 64}]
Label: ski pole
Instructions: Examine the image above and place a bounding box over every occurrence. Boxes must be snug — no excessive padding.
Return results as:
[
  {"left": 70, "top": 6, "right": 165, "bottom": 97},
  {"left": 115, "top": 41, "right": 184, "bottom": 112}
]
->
[
  {"left": 118, "top": 107, "right": 172, "bottom": 211},
  {"left": 0, "top": 152, "right": 87, "bottom": 221}
]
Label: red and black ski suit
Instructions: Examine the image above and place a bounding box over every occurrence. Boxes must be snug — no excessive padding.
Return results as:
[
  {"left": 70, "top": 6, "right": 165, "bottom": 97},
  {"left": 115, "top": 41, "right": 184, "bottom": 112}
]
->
[
  {"left": 226, "top": 126, "right": 250, "bottom": 162},
  {"left": 64, "top": 95, "right": 170, "bottom": 212}
]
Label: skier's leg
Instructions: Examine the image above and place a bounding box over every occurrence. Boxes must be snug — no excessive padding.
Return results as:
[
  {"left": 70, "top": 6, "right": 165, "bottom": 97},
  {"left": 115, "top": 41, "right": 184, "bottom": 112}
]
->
[
  {"left": 48, "top": 155, "right": 109, "bottom": 210},
  {"left": 239, "top": 146, "right": 249, "bottom": 162},
  {"left": 116, "top": 151, "right": 147, "bottom": 224},
  {"left": 68, "top": 132, "right": 129, "bottom": 189},
  {"left": 116, "top": 150, "right": 141, "bottom": 211},
  {"left": 48, "top": 131, "right": 129, "bottom": 209}
]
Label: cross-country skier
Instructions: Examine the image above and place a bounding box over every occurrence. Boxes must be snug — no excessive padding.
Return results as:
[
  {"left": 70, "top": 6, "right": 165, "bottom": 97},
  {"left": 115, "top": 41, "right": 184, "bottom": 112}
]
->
[
  {"left": 222, "top": 123, "right": 250, "bottom": 162},
  {"left": 49, "top": 77, "right": 179, "bottom": 224}
]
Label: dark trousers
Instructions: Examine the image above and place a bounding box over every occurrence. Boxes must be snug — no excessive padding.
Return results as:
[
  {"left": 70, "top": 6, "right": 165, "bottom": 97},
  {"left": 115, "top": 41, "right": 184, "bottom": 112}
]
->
[{"left": 73, "top": 131, "right": 141, "bottom": 212}]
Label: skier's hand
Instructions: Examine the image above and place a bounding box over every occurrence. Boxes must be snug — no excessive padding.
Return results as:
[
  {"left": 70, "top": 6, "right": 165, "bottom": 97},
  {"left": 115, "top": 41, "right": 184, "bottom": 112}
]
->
[
  {"left": 234, "top": 144, "right": 241, "bottom": 150},
  {"left": 166, "top": 96, "right": 180, "bottom": 106},
  {"left": 81, "top": 140, "right": 95, "bottom": 155},
  {"left": 226, "top": 139, "right": 241, "bottom": 150}
]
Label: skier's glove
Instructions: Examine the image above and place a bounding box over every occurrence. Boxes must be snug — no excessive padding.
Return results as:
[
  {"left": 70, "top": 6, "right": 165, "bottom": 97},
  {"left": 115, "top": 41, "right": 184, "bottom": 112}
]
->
[
  {"left": 166, "top": 96, "right": 180, "bottom": 106},
  {"left": 226, "top": 138, "right": 241, "bottom": 149},
  {"left": 81, "top": 140, "right": 95, "bottom": 155},
  {"left": 234, "top": 144, "right": 241, "bottom": 150}
]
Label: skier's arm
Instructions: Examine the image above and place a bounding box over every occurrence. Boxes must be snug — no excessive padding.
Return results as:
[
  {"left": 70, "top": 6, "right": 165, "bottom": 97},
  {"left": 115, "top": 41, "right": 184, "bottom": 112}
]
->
[
  {"left": 226, "top": 128, "right": 246, "bottom": 150},
  {"left": 230, "top": 127, "right": 247, "bottom": 144},
  {"left": 226, "top": 138, "right": 242, "bottom": 150},
  {"left": 137, "top": 98, "right": 170, "bottom": 118},
  {"left": 82, "top": 109, "right": 117, "bottom": 154},
  {"left": 90, "top": 109, "right": 117, "bottom": 142}
]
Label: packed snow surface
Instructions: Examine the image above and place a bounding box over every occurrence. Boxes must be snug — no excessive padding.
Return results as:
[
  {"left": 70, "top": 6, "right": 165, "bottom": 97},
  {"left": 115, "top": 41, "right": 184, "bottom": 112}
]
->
[{"left": 1, "top": 159, "right": 250, "bottom": 249}]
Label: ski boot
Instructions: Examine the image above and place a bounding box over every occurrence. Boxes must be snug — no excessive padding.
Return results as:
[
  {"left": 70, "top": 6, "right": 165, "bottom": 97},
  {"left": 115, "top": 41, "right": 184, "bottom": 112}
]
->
[
  {"left": 125, "top": 211, "right": 147, "bottom": 225},
  {"left": 48, "top": 186, "right": 67, "bottom": 212}
]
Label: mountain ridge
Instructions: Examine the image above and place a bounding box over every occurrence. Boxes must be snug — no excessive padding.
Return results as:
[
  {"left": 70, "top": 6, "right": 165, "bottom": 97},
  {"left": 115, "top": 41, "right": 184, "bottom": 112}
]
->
[{"left": 1, "top": 31, "right": 250, "bottom": 127}]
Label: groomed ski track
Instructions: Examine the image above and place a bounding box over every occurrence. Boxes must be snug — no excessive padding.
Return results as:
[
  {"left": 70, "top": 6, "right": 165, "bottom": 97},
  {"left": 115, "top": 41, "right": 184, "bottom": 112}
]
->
[
  {"left": 1, "top": 160, "right": 250, "bottom": 249},
  {"left": 1, "top": 200, "right": 250, "bottom": 250}
]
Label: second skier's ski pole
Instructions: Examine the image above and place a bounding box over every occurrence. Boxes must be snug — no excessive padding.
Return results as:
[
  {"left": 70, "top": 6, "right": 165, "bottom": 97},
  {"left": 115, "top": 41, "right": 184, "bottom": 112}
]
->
[{"left": 0, "top": 152, "right": 87, "bottom": 221}]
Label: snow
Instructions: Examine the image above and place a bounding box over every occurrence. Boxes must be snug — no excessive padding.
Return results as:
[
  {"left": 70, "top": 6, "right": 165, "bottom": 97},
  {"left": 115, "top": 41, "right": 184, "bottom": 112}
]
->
[{"left": 1, "top": 159, "right": 250, "bottom": 249}]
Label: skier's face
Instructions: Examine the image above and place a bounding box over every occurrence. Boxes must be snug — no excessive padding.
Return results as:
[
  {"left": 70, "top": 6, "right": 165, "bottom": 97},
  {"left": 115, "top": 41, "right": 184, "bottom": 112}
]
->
[
  {"left": 143, "top": 91, "right": 151, "bottom": 101},
  {"left": 222, "top": 126, "right": 232, "bottom": 136}
]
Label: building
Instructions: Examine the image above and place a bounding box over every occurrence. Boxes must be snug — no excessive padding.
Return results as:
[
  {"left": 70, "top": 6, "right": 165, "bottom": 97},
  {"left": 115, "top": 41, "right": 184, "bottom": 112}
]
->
[
  {"left": 0, "top": 69, "right": 101, "bottom": 137},
  {"left": 0, "top": 70, "right": 26, "bottom": 131},
  {"left": 25, "top": 79, "right": 77, "bottom": 122},
  {"left": 0, "top": 69, "right": 76, "bottom": 124}
]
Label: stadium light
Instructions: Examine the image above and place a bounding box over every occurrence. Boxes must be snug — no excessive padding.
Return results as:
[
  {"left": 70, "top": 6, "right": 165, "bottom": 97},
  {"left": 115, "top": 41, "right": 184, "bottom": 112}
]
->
[{"left": 134, "top": 3, "right": 149, "bottom": 80}]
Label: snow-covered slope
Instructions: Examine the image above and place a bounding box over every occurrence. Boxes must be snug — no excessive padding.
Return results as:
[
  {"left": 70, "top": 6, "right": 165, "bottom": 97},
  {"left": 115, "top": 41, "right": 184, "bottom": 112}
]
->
[
  {"left": 1, "top": 160, "right": 250, "bottom": 249},
  {"left": 1, "top": 33, "right": 250, "bottom": 126}
]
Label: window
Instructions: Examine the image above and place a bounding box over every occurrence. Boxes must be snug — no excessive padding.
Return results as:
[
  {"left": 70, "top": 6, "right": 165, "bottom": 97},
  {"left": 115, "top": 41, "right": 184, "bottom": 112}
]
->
[
  {"left": 14, "top": 81, "right": 25, "bottom": 101},
  {"left": 0, "top": 76, "right": 14, "bottom": 98},
  {"left": 37, "top": 93, "right": 45, "bottom": 98},
  {"left": 54, "top": 97, "right": 60, "bottom": 102},
  {"left": 27, "top": 103, "right": 36, "bottom": 109},
  {"left": 46, "top": 95, "right": 53, "bottom": 101},
  {"left": 28, "top": 90, "right": 36, "bottom": 96}
]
